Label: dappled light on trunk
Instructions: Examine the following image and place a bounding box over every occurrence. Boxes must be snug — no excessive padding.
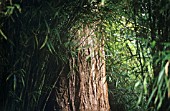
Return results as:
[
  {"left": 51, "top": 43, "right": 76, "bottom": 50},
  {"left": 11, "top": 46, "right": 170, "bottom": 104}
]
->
[{"left": 68, "top": 24, "right": 110, "bottom": 111}]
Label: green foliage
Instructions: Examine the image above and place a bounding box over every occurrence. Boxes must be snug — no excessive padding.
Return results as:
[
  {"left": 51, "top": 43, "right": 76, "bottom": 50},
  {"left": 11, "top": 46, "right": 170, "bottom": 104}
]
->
[
  {"left": 104, "top": 14, "right": 150, "bottom": 110},
  {"left": 0, "top": 1, "right": 82, "bottom": 110},
  {"left": 0, "top": 0, "right": 169, "bottom": 111},
  {"left": 104, "top": 0, "right": 170, "bottom": 111}
]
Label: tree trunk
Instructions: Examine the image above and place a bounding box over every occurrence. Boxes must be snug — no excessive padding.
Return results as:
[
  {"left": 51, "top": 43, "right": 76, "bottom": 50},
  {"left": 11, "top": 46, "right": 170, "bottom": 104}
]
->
[{"left": 56, "top": 23, "right": 110, "bottom": 111}]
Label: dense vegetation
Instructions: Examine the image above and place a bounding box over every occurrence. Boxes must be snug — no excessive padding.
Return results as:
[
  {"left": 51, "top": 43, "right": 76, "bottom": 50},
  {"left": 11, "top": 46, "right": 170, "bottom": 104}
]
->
[{"left": 0, "top": 0, "right": 169, "bottom": 111}]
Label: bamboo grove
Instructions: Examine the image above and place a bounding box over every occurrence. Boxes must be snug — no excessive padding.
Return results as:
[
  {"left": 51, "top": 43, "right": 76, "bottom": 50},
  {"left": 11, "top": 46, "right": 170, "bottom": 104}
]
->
[{"left": 0, "top": 0, "right": 170, "bottom": 111}]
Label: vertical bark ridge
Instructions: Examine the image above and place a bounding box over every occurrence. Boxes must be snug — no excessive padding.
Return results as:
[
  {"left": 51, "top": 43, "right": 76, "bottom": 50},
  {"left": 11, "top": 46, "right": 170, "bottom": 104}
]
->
[{"left": 69, "top": 23, "right": 110, "bottom": 111}]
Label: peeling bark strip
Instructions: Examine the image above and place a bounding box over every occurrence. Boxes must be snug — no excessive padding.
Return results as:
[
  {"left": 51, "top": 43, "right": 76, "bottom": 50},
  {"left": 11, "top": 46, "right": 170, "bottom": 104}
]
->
[{"left": 69, "top": 24, "right": 110, "bottom": 111}]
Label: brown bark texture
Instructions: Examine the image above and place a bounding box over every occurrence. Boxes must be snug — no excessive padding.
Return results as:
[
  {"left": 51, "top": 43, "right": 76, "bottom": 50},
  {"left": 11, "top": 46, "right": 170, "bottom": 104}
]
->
[{"left": 56, "top": 23, "right": 110, "bottom": 111}]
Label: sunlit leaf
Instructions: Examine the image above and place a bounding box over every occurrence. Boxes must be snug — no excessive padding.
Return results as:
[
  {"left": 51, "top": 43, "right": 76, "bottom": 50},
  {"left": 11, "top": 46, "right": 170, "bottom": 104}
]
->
[
  {"left": 151, "top": 40, "right": 156, "bottom": 48},
  {"left": 14, "top": 4, "right": 21, "bottom": 13},
  {"left": 143, "top": 77, "right": 148, "bottom": 94},
  {"left": 137, "top": 92, "right": 143, "bottom": 105},
  {"left": 157, "top": 69, "right": 164, "bottom": 85},
  {"left": 101, "top": 0, "right": 105, "bottom": 6},
  {"left": 134, "top": 80, "right": 141, "bottom": 89}
]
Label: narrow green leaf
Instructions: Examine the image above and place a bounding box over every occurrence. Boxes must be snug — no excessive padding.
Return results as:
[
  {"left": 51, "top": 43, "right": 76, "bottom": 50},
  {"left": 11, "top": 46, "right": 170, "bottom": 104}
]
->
[
  {"left": 163, "top": 54, "right": 170, "bottom": 61},
  {"left": 0, "top": 29, "right": 7, "bottom": 40},
  {"left": 6, "top": 6, "right": 14, "bottom": 15},
  {"left": 157, "top": 98, "right": 163, "bottom": 110},
  {"left": 134, "top": 80, "right": 141, "bottom": 89},
  {"left": 101, "top": 0, "right": 105, "bottom": 5},
  {"left": 21, "top": 77, "right": 25, "bottom": 87},
  {"left": 34, "top": 35, "right": 39, "bottom": 47},
  {"left": 55, "top": 29, "right": 61, "bottom": 44},
  {"left": 44, "top": 20, "right": 50, "bottom": 33},
  {"left": 54, "top": 10, "right": 60, "bottom": 18},
  {"left": 147, "top": 87, "right": 157, "bottom": 107},
  {"left": 137, "top": 92, "right": 142, "bottom": 105},
  {"left": 14, "top": 4, "right": 21, "bottom": 13},
  {"left": 154, "top": 94, "right": 158, "bottom": 104},
  {"left": 6, "top": 73, "right": 13, "bottom": 81},
  {"left": 144, "top": 78, "right": 148, "bottom": 94},
  {"left": 40, "top": 35, "right": 48, "bottom": 49},
  {"left": 46, "top": 41, "right": 53, "bottom": 53},
  {"left": 151, "top": 41, "right": 156, "bottom": 48},
  {"left": 14, "top": 75, "right": 17, "bottom": 91},
  {"left": 157, "top": 69, "right": 164, "bottom": 85},
  {"left": 49, "top": 40, "right": 56, "bottom": 53}
]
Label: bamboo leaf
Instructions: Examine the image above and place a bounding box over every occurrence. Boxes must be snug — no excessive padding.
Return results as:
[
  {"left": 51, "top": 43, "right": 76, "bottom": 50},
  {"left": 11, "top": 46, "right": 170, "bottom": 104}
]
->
[
  {"left": 21, "top": 77, "right": 25, "bottom": 87},
  {"left": 46, "top": 41, "right": 53, "bottom": 53},
  {"left": 144, "top": 77, "right": 148, "bottom": 94},
  {"left": 14, "top": 4, "right": 21, "bottom": 13},
  {"left": 44, "top": 20, "right": 50, "bottom": 33},
  {"left": 49, "top": 40, "right": 56, "bottom": 53},
  {"left": 147, "top": 87, "right": 157, "bottom": 107},
  {"left": 0, "top": 29, "right": 7, "bottom": 40},
  {"left": 14, "top": 75, "right": 17, "bottom": 91},
  {"left": 6, "top": 73, "right": 13, "bottom": 81},
  {"left": 54, "top": 29, "right": 61, "bottom": 44},
  {"left": 157, "top": 69, "right": 164, "bottom": 85},
  {"left": 137, "top": 92, "right": 142, "bottom": 105},
  {"left": 157, "top": 98, "right": 163, "bottom": 110},
  {"left": 34, "top": 35, "right": 39, "bottom": 47},
  {"left": 101, "top": 0, "right": 105, "bottom": 5},
  {"left": 6, "top": 6, "right": 14, "bottom": 15},
  {"left": 134, "top": 80, "right": 141, "bottom": 89},
  {"left": 40, "top": 35, "right": 48, "bottom": 49}
]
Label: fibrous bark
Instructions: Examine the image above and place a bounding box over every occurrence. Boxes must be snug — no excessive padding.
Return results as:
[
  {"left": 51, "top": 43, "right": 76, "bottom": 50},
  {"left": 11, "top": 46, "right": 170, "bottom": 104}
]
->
[
  {"left": 68, "top": 23, "right": 110, "bottom": 111},
  {"left": 55, "top": 21, "right": 110, "bottom": 111}
]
